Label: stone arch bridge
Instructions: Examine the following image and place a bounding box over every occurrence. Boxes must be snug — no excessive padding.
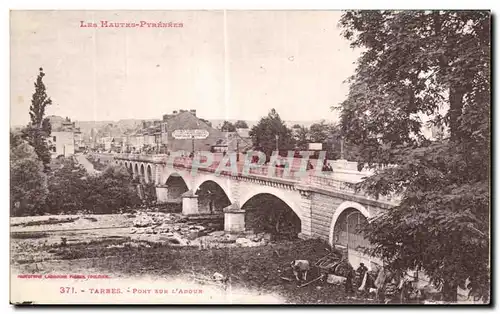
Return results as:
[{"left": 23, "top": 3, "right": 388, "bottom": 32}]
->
[{"left": 111, "top": 153, "right": 398, "bottom": 261}]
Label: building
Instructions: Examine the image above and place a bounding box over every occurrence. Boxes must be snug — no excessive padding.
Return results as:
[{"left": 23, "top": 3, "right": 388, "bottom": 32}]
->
[
  {"left": 123, "top": 109, "right": 245, "bottom": 154},
  {"left": 118, "top": 110, "right": 254, "bottom": 155},
  {"left": 216, "top": 130, "right": 252, "bottom": 153},
  {"left": 91, "top": 123, "right": 129, "bottom": 152},
  {"left": 74, "top": 128, "right": 84, "bottom": 151},
  {"left": 47, "top": 116, "right": 78, "bottom": 158},
  {"left": 161, "top": 109, "right": 226, "bottom": 153},
  {"left": 127, "top": 130, "right": 145, "bottom": 152},
  {"left": 49, "top": 131, "right": 75, "bottom": 157},
  {"left": 99, "top": 136, "right": 114, "bottom": 150}
]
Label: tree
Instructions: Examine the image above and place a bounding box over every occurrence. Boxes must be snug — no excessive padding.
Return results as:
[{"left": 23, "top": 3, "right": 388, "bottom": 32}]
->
[
  {"left": 249, "top": 108, "right": 295, "bottom": 158},
  {"left": 294, "top": 126, "right": 310, "bottom": 150},
  {"left": 22, "top": 68, "right": 52, "bottom": 170},
  {"left": 220, "top": 120, "right": 236, "bottom": 132},
  {"left": 337, "top": 11, "right": 490, "bottom": 302},
  {"left": 45, "top": 158, "right": 89, "bottom": 214},
  {"left": 309, "top": 121, "right": 331, "bottom": 143},
  {"left": 85, "top": 164, "right": 141, "bottom": 214},
  {"left": 234, "top": 120, "right": 249, "bottom": 129},
  {"left": 10, "top": 132, "right": 48, "bottom": 216},
  {"left": 308, "top": 121, "right": 343, "bottom": 159},
  {"left": 45, "top": 159, "right": 141, "bottom": 215}
]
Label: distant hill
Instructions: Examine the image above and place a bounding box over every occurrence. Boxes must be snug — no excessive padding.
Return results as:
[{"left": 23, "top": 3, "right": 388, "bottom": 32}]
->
[
  {"left": 12, "top": 119, "right": 146, "bottom": 135},
  {"left": 12, "top": 117, "right": 337, "bottom": 137},
  {"left": 74, "top": 121, "right": 114, "bottom": 135},
  {"left": 208, "top": 119, "right": 337, "bottom": 129},
  {"left": 75, "top": 119, "right": 147, "bottom": 136}
]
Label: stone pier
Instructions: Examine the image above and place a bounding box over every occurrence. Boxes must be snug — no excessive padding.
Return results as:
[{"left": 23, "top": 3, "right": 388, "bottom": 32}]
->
[
  {"left": 181, "top": 190, "right": 199, "bottom": 216},
  {"left": 223, "top": 203, "right": 246, "bottom": 233},
  {"left": 155, "top": 184, "right": 169, "bottom": 204}
]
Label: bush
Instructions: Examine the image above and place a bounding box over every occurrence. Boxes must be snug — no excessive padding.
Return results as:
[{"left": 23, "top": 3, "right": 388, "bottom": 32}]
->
[
  {"left": 10, "top": 135, "right": 48, "bottom": 216},
  {"left": 44, "top": 158, "right": 141, "bottom": 215},
  {"left": 86, "top": 154, "right": 107, "bottom": 171},
  {"left": 142, "top": 182, "right": 157, "bottom": 206},
  {"left": 84, "top": 165, "right": 141, "bottom": 214},
  {"left": 12, "top": 150, "right": 142, "bottom": 216},
  {"left": 45, "top": 158, "right": 89, "bottom": 214}
]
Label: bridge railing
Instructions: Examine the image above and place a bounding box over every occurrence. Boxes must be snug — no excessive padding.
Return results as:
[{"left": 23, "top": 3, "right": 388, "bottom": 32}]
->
[
  {"left": 169, "top": 156, "right": 295, "bottom": 180},
  {"left": 114, "top": 153, "right": 400, "bottom": 204},
  {"left": 305, "top": 174, "right": 401, "bottom": 205},
  {"left": 168, "top": 157, "right": 399, "bottom": 203},
  {"left": 305, "top": 174, "right": 356, "bottom": 192}
]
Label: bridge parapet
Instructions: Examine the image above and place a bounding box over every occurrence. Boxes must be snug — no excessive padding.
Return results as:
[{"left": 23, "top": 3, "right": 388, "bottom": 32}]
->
[
  {"left": 115, "top": 153, "right": 168, "bottom": 163},
  {"left": 304, "top": 174, "right": 401, "bottom": 205},
  {"left": 111, "top": 153, "right": 401, "bottom": 206}
]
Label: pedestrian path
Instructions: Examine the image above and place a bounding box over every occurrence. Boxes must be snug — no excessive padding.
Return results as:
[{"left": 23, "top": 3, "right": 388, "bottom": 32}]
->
[{"left": 75, "top": 154, "right": 97, "bottom": 175}]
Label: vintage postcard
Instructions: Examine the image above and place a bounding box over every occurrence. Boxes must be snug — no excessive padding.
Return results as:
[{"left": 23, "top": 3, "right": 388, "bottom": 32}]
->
[{"left": 10, "top": 10, "right": 491, "bottom": 305}]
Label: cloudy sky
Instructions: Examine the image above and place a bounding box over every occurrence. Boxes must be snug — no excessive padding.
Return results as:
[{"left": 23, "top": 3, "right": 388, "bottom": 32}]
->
[{"left": 10, "top": 10, "right": 361, "bottom": 126}]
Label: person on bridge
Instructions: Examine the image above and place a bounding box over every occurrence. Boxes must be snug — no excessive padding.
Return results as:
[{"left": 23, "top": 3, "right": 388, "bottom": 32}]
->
[{"left": 322, "top": 159, "right": 333, "bottom": 172}]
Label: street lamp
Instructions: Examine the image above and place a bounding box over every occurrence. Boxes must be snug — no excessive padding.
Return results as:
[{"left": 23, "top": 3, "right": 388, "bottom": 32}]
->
[
  {"left": 236, "top": 138, "right": 240, "bottom": 162},
  {"left": 340, "top": 136, "right": 345, "bottom": 160},
  {"left": 191, "top": 135, "right": 195, "bottom": 156},
  {"left": 275, "top": 134, "right": 279, "bottom": 152}
]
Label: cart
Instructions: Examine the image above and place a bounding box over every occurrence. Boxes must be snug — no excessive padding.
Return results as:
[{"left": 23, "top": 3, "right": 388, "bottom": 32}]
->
[{"left": 314, "top": 250, "right": 345, "bottom": 278}]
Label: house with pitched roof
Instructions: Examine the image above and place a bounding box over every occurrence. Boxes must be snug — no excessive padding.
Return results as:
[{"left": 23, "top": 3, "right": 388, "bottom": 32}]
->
[
  {"left": 122, "top": 109, "right": 255, "bottom": 155},
  {"left": 162, "top": 110, "right": 226, "bottom": 152}
]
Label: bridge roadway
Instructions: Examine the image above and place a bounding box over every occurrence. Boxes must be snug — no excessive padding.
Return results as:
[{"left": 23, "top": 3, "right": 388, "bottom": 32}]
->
[{"left": 102, "top": 152, "right": 399, "bottom": 268}]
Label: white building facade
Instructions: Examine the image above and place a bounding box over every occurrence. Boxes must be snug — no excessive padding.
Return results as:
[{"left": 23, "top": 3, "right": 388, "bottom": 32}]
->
[{"left": 48, "top": 131, "right": 75, "bottom": 158}]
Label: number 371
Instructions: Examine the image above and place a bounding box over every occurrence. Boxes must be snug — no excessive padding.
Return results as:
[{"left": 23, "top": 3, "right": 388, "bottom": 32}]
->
[{"left": 60, "top": 287, "right": 75, "bottom": 294}]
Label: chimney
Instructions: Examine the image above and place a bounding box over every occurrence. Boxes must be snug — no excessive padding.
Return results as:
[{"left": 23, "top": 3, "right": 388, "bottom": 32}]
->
[{"left": 190, "top": 109, "right": 197, "bottom": 117}]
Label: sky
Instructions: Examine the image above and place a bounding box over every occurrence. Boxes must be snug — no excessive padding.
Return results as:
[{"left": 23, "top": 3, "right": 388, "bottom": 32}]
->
[{"left": 10, "top": 10, "right": 361, "bottom": 126}]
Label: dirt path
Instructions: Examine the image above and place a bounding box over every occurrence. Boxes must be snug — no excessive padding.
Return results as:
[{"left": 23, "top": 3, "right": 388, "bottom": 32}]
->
[{"left": 75, "top": 154, "right": 97, "bottom": 174}]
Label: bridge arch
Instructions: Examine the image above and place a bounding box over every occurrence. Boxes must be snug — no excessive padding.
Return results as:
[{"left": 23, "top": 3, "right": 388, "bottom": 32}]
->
[
  {"left": 124, "top": 162, "right": 132, "bottom": 175},
  {"left": 140, "top": 163, "right": 146, "bottom": 181},
  {"left": 133, "top": 163, "right": 139, "bottom": 178},
  {"left": 164, "top": 172, "right": 191, "bottom": 202},
  {"left": 193, "top": 175, "right": 232, "bottom": 203},
  {"left": 240, "top": 187, "right": 302, "bottom": 220},
  {"left": 163, "top": 172, "right": 192, "bottom": 191},
  {"left": 146, "top": 164, "right": 153, "bottom": 184},
  {"left": 328, "top": 201, "right": 371, "bottom": 247},
  {"left": 240, "top": 190, "right": 302, "bottom": 239},
  {"left": 194, "top": 179, "right": 232, "bottom": 214}
]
